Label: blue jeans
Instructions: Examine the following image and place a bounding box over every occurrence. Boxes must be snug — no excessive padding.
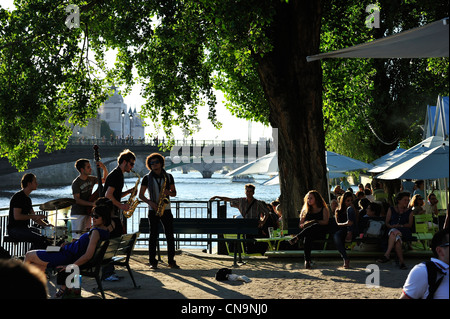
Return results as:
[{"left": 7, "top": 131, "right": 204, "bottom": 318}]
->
[{"left": 333, "top": 229, "right": 348, "bottom": 260}]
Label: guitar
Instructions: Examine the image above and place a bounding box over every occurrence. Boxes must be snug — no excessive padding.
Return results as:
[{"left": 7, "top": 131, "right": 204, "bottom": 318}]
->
[{"left": 88, "top": 144, "right": 103, "bottom": 211}]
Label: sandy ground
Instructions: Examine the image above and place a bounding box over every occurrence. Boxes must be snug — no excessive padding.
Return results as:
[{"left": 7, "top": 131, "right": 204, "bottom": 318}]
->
[{"left": 44, "top": 250, "right": 426, "bottom": 301}]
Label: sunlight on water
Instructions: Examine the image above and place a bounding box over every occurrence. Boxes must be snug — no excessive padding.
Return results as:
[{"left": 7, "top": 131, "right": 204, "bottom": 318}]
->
[{"left": 0, "top": 171, "right": 280, "bottom": 211}]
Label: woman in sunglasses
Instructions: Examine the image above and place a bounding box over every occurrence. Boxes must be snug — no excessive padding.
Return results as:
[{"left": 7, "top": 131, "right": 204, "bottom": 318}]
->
[{"left": 24, "top": 199, "right": 111, "bottom": 296}]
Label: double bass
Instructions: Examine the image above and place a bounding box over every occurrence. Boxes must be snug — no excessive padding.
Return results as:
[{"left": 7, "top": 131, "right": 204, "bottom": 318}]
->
[{"left": 88, "top": 144, "right": 104, "bottom": 210}]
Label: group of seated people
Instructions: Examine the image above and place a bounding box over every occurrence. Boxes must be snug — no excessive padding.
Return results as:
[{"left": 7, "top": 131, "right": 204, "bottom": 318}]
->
[{"left": 282, "top": 182, "right": 448, "bottom": 270}]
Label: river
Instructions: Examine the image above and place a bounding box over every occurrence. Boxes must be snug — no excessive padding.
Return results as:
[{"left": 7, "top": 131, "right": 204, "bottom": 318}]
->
[{"left": 0, "top": 171, "right": 280, "bottom": 213}]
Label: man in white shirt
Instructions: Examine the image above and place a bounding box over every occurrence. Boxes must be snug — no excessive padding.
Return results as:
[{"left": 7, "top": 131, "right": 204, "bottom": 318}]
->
[
  {"left": 400, "top": 228, "right": 449, "bottom": 299},
  {"left": 210, "top": 184, "right": 269, "bottom": 219}
]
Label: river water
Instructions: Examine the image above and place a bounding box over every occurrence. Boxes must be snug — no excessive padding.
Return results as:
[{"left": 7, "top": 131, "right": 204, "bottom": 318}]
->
[{"left": 0, "top": 171, "right": 280, "bottom": 214}]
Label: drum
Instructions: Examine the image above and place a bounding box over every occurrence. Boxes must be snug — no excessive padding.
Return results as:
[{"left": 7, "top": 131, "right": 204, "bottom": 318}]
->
[
  {"left": 41, "top": 226, "right": 54, "bottom": 238},
  {"left": 40, "top": 226, "right": 67, "bottom": 239},
  {"left": 54, "top": 226, "right": 67, "bottom": 238}
]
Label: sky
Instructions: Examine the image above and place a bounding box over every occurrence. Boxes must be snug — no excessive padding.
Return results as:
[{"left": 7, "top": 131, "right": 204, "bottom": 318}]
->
[
  {"left": 1, "top": 0, "right": 274, "bottom": 142},
  {"left": 118, "top": 77, "right": 273, "bottom": 142}
]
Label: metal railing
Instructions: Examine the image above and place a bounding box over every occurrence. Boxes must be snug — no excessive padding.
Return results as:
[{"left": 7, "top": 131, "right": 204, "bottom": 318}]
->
[
  {"left": 0, "top": 200, "right": 227, "bottom": 257},
  {"left": 67, "top": 136, "right": 272, "bottom": 148}
]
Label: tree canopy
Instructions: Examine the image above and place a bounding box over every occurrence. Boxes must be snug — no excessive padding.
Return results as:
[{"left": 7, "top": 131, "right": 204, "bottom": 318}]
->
[
  {"left": 0, "top": 1, "right": 448, "bottom": 212},
  {"left": 0, "top": 0, "right": 276, "bottom": 170},
  {"left": 322, "top": 0, "right": 448, "bottom": 163},
  {"left": 0, "top": 0, "right": 108, "bottom": 170}
]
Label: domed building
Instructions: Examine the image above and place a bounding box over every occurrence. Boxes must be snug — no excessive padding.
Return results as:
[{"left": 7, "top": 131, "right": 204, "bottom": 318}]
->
[{"left": 72, "top": 86, "right": 145, "bottom": 141}]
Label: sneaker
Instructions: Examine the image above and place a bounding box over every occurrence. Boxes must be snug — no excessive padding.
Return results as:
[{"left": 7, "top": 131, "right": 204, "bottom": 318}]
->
[
  {"left": 149, "top": 264, "right": 158, "bottom": 270},
  {"left": 104, "top": 274, "right": 120, "bottom": 281},
  {"left": 399, "top": 263, "right": 407, "bottom": 270}
]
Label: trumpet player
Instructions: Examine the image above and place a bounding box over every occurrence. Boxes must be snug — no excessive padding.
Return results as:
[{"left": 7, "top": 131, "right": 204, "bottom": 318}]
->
[{"left": 139, "top": 152, "right": 179, "bottom": 269}]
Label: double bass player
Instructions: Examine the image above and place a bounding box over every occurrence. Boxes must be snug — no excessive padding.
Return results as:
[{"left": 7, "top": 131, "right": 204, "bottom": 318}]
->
[{"left": 71, "top": 158, "right": 108, "bottom": 240}]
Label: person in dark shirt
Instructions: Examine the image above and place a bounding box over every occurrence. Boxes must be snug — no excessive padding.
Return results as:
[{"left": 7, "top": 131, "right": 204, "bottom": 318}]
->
[
  {"left": 333, "top": 191, "right": 356, "bottom": 269},
  {"left": 100, "top": 149, "right": 136, "bottom": 281},
  {"left": 7, "top": 173, "right": 48, "bottom": 249},
  {"left": 289, "top": 190, "right": 330, "bottom": 269},
  {"left": 101, "top": 149, "right": 136, "bottom": 238}
]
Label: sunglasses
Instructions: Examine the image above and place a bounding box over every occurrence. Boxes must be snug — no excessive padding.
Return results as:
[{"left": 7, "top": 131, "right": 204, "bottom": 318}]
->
[
  {"left": 150, "top": 160, "right": 160, "bottom": 165},
  {"left": 91, "top": 214, "right": 101, "bottom": 219},
  {"left": 439, "top": 243, "right": 449, "bottom": 248}
]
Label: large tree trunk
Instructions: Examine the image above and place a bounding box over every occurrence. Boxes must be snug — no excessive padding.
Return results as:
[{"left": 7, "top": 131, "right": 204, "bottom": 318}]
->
[{"left": 256, "top": 0, "right": 327, "bottom": 219}]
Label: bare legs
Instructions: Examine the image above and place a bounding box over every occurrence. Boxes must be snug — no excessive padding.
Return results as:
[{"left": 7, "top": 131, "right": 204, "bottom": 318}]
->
[
  {"left": 23, "top": 250, "right": 49, "bottom": 273},
  {"left": 377, "top": 230, "right": 406, "bottom": 268}
]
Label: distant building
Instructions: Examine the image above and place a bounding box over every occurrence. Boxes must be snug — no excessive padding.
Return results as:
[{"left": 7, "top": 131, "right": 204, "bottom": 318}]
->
[{"left": 72, "top": 86, "right": 145, "bottom": 140}]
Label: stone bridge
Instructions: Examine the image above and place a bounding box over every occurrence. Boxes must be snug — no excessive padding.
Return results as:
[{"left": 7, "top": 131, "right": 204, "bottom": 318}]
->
[{"left": 0, "top": 140, "right": 275, "bottom": 188}]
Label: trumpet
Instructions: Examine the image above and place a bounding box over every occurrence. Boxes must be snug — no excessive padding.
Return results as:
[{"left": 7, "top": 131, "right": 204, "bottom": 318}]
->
[{"left": 123, "top": 170, "right": 140, "bottom": 219}]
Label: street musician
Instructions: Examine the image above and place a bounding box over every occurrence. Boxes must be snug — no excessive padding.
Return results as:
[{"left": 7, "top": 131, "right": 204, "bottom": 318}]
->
[
  {"left": 7, "top": 173, "right": 48, "bottom": 249},
  {"left": 71, "top": 158, "right": 108, "bottom": 240}
]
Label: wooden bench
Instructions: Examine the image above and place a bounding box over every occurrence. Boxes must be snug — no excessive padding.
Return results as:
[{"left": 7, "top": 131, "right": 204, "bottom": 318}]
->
[
  {"left": 269, "top": 217, "right": 423, "bottom": 257},
  {"left": 80, "top": 232, "right": 140, "bottom": 299},
  {"left": 138, "top": 218, "right": 259, "bottom": 266}
]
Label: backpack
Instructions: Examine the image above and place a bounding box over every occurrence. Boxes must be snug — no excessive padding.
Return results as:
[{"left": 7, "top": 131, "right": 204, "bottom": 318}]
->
[
  {"left": 215, "top": 268, "right": 232, "bottom": 281},
  {"left": 258, "top": 211, "right": 279, "bottom": 237},
  {"left": 364, "top": 220, "right": 385, "bottom": 238},
  {"left": 424, "top": 261, "right": 445, "bottom": 299}
]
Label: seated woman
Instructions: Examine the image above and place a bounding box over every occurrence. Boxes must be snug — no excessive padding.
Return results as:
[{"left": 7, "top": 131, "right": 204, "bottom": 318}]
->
[
  {"left": 289, "top": 190, "right": 329, "bottom": 269},
  {"left": 377, "top": 192, "right": 414, "bottom": 270},
  {"left": 24, "top": 201, "right": 111, "bottom": 296},
  {"left": 409, "top": 194, "right": 425, "bottom": 215},
  {"left": 333, "top": 191, "right": 357, "bottom": 269}
]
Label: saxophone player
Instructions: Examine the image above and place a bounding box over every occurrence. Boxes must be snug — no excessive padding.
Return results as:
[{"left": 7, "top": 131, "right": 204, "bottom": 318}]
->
[
  {"left": 139, "top": 152, "right": 179, "bottom": 269},
  {"left": 101, "top": 149, "right": 137, "bottom": 281},
  {"left": 102, "top": 149, "right": 137, "bottom": 237}
]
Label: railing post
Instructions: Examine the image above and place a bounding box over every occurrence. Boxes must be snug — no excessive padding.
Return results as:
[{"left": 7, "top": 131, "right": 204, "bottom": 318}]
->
[{"left": 216, "top": 201, "right": 228, "bottom": 255}]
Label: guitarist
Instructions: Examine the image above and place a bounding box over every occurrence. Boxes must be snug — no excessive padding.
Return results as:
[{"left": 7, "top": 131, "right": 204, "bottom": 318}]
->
[{"left": 71, "top": 158, "right": 108, "bottom": 240}]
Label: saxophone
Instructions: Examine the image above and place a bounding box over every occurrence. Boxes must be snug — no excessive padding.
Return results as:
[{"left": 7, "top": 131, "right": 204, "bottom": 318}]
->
[
  {"left": 123, "top": 170, "right": 140, "bottom": 219},
  {"left": 156, "top": 174, "right": 170, "bottom": 217}
]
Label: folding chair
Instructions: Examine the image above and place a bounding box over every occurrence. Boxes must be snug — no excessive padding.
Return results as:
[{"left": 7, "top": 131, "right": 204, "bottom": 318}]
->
[{"left": 413, "top": 214, "right": 437, "bottom": 250}]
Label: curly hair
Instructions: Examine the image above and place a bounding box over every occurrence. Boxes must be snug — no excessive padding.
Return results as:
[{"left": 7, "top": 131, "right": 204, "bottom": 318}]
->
[{"left": 145, "top": 153, "right": 165, "bottom": 170}]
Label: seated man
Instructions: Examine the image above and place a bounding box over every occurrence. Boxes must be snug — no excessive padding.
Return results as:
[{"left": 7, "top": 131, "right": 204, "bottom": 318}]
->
[
  {"left": 7, "top": 173, "right": 48, "bottom": 250},
  {"left": 211, "top": 184, "right": 269, "bottom": 253}
]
